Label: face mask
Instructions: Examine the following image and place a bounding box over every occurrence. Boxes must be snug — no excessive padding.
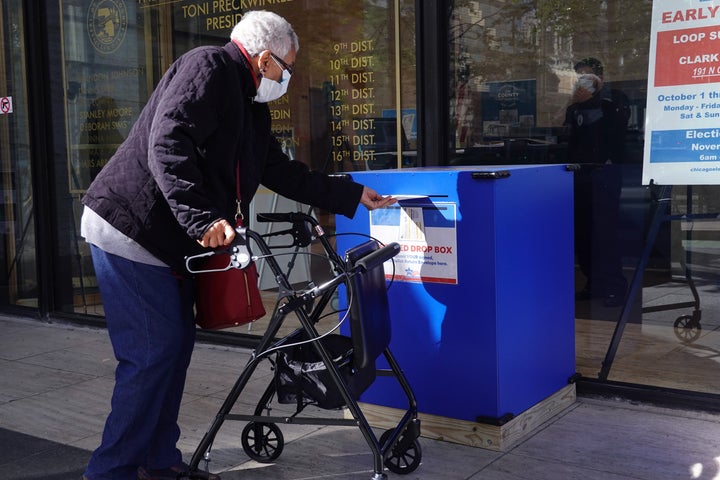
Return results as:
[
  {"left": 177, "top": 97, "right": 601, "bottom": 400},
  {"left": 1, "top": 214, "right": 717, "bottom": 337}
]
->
[{"left": 254, "top": 69, "right": 291, "bottom": 103}]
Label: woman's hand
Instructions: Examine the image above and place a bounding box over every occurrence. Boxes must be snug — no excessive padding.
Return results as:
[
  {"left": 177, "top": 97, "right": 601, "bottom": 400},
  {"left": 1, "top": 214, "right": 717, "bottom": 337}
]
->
[
  {"left": 198, "top": 219, "right": 236, "bottom": 248},
  {"left": 360, "top": 186, "right": 397, "bottom": 210}
]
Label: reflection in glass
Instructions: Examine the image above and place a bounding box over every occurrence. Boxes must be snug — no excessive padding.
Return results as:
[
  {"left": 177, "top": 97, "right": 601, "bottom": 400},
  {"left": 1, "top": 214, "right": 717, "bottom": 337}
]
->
[
  {"left": 448, "top": 0, "right": 720, "bottom": 397},
  {"left": 172, "top": 1, "right": 416, "bottom": 173},
  {"left": 0, "top": 1, "right": 37, "bottom": 308}
]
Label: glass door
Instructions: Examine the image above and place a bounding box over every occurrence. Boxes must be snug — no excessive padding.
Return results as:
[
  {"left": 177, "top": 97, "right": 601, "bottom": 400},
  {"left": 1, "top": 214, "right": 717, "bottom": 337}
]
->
[{"left": 0, "top": 1, "right": 38, "bottom": 308}]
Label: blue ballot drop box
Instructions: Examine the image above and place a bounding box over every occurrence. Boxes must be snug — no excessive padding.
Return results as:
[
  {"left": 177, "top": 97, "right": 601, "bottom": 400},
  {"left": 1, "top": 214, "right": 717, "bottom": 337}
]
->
[{"left": 336, "top": 165, "right": 575, "bottom": 423}]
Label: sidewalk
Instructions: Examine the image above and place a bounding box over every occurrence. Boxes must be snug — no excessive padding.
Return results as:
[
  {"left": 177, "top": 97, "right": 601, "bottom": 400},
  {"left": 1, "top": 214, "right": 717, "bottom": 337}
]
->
[{"left": 1, "top": 313, "right": 719, "bottom": 480}]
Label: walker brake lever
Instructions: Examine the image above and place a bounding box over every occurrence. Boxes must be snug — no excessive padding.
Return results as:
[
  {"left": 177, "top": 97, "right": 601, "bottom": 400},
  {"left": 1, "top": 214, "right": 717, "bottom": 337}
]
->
[{"left": 257, "top": 213, "right": 314, "bottom": 248}]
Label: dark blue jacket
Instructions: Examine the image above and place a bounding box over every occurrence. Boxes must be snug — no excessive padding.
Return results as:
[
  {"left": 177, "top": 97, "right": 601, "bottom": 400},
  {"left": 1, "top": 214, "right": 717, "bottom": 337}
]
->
[{"left": 83, "top": 42, "right": 363, "bottom": 273}]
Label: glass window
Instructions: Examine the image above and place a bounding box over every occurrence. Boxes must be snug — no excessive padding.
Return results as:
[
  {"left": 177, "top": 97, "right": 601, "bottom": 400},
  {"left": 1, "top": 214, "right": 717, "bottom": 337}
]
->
[
  {"left": 166, "top": 0, "right": 416, "bottom": 172},
  {"left": 49, "top": 0, "right": 153, "bottom": 316},
  {"left": 64, "top": 1, "right": 149, "bottom": 194},
  {"left": 449, "top": 0, "right": 720, "bottom": 396},
  {"left": 0, "top": 1, "right": 37, "bottom": 308},
  {"left": 50, "top": 1, "right": 415, "bottom": 333}
]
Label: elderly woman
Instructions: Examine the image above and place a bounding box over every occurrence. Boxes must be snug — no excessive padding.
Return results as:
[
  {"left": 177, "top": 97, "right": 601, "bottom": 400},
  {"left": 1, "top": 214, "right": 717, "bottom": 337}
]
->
[{"left": 80, "top": 10, "right": 394, "bottom": 480}]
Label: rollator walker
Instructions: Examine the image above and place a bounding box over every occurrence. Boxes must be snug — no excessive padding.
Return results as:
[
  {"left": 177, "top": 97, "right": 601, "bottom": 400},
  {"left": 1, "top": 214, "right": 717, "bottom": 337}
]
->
[{"left": 183, "top": 211, "right": 422, "bottom": 479}]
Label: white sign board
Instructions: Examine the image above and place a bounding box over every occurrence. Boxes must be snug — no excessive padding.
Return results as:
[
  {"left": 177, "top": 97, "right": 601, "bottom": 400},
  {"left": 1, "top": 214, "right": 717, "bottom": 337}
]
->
[
  {"left": 643, "top": 0, "right": 720, "bottom": 185},
  {"left": 369, "top": 201, "right": 458, "bottom": 284}
]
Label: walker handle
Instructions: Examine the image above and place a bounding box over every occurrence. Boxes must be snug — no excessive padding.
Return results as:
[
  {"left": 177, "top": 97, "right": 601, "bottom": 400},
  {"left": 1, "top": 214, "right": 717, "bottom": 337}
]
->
[
  {"left": 256, "top": 212, "right": 316, "bottom": 225},
  {"left": 184, "top": 227, "right": 253, "bottom": 273},
  {"left": 355, "top": 242, "right": 400, "bottom": 272}
]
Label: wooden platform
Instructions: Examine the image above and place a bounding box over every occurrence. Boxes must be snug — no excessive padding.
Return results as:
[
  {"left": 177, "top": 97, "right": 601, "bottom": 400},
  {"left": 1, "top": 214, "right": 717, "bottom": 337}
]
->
[{"left": 351, "top": 383, "right": 576, "bottom": 451}]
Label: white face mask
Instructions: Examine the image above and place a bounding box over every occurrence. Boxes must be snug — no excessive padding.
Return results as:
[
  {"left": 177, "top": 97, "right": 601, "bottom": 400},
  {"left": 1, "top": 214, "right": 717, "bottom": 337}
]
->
[{"left": 254, "top": 69, "right": 291, "bottom": 103}]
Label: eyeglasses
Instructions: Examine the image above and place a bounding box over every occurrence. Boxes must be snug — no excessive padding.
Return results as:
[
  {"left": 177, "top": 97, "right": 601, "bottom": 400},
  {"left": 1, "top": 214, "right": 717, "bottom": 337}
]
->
[{"left": 270, "top": 53, "right": 294, "bottom": 76}]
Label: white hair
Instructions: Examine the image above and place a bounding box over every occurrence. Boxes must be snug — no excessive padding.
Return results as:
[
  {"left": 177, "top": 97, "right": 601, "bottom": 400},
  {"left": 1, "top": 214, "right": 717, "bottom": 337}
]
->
[{"left": 230, "top": 10, "right": 299, "bottom": 57}]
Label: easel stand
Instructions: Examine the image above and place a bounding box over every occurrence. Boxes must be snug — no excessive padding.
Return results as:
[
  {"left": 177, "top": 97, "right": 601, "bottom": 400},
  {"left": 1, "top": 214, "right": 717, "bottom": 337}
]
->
[{"left": 599, "top": 184, "right": 716, "bottom": 380}]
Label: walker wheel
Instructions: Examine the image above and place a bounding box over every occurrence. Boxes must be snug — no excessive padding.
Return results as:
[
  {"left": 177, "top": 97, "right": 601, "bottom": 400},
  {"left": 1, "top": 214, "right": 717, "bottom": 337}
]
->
[
  {"left": 379, "top": 428, "right": 422, "bottom": 474},
  {"left": 241, "top": 422, "right": 284, "bottom": 462},
  {"left": 674, "top": 314, "right": 701, "bottom": 343}
]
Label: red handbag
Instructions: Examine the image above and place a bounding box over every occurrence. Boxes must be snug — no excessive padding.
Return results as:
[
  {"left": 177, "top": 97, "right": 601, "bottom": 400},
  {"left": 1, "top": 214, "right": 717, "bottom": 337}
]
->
[
  {"left": 193, "top": 164, "right": 266, "bottom": 329},
  {"left": 194, "top": 253, "right": 266, "bottom": 329}
]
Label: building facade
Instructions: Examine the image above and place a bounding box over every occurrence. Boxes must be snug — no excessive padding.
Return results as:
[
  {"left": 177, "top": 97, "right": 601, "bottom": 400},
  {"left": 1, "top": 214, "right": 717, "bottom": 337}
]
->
[{"left": 2, "top": 0, "right": 720, "bottom": 409}]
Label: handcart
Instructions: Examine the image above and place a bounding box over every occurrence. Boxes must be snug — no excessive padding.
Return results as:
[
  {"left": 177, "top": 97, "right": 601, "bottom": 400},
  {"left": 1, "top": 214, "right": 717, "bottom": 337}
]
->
[
  {"left": 183, "top": 212, "right": 421, "bottom": 480},
  {"left": 600, "top": 184, "right": 714, "bottom": 380},
  {"left": 639, "top": 185, "right": 708, "bottom": 344}
]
